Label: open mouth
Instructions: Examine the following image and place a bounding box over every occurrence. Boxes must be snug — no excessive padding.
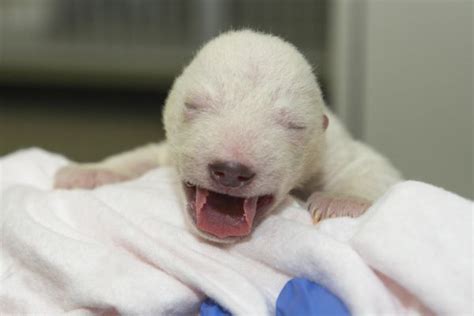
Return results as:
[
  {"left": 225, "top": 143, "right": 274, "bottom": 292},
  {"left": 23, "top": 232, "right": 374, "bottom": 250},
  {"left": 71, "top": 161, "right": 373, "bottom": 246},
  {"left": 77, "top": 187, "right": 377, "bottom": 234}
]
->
[{"left": 183, "top": 182, "right": 274, "bottom": 239}]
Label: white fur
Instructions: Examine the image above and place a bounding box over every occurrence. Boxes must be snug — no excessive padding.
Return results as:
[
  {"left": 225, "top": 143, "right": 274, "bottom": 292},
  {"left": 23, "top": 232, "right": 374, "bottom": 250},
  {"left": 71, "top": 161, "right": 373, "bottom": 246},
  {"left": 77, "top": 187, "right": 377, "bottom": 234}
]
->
[{"left": 55, "top": 30, "right": 401, "bottom": 239}]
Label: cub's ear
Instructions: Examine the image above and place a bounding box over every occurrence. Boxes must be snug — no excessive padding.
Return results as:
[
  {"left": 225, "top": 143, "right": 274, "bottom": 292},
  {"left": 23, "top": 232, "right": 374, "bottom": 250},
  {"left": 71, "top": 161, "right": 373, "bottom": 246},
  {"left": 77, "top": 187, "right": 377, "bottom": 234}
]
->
[{"left": 323, "top": 114, "right": 329, "bottom": 131}]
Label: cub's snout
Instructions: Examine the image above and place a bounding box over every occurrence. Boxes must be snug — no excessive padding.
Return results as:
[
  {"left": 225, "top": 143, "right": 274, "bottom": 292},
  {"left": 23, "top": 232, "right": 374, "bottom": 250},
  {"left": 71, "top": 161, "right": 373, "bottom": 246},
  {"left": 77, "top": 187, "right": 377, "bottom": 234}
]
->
[{"left": 208, "top": 161, "right": 256, "bottom": 189}]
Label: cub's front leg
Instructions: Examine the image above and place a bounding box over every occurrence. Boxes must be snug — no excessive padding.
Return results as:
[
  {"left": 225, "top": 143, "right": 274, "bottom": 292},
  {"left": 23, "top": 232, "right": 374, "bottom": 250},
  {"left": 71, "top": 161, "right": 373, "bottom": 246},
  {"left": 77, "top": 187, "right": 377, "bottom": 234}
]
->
[
  {"left": 54, "top": 165, "right": 130, "bottom": 189},
  {"left": 54, "top": 142, "right": 169, "bottom": 189}
]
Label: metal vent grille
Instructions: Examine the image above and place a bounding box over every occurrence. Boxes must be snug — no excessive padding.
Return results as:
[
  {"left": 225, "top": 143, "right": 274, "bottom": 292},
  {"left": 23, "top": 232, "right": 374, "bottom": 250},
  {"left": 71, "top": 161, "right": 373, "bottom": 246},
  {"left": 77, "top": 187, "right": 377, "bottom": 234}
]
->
[
  {"left": 1, "top": 0, "right": 328, "bottom": 86},
  {"left": 50, "top": 0, "right": 197, "bottom": 47}
]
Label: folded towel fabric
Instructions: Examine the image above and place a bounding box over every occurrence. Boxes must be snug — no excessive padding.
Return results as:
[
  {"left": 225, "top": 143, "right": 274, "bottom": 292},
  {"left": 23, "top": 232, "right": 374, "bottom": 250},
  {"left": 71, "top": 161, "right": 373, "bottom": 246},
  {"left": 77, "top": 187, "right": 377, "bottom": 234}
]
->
[{"left": 1, "top": 148, "right": 472, "bottom": 315}]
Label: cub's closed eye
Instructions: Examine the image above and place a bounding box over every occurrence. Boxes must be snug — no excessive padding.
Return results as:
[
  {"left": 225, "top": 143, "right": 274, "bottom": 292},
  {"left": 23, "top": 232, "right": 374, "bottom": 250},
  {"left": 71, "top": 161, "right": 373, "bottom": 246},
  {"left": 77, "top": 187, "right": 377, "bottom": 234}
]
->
[
  {"left": 287, "top": 122, "right": 306, "bottom": 130},
  {"left": 183, "top": 102, "right": 203, "bottom": 121},
  {"left": 276, "top": 108, "right": 306, "bottom": 131},
  {"left": 185, "top": 102, "right": 200, "bottom": 110}
]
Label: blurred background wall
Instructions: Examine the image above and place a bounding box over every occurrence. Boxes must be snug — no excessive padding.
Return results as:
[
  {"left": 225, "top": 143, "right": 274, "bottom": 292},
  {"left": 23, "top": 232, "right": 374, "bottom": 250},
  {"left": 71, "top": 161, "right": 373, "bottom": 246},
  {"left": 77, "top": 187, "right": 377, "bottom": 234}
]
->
[{"left": 0, "top": 0, "right": 472, "bottom": 198}]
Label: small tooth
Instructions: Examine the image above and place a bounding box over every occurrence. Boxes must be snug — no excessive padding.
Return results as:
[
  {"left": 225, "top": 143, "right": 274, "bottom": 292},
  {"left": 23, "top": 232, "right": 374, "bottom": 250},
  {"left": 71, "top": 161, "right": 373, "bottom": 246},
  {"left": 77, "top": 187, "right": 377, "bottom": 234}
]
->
[
  {"left": 195, "top": 187, "right": 209, "bottom": 218},
  {"left": 243, "top": 197, "right": 258, "bottom": 223}
]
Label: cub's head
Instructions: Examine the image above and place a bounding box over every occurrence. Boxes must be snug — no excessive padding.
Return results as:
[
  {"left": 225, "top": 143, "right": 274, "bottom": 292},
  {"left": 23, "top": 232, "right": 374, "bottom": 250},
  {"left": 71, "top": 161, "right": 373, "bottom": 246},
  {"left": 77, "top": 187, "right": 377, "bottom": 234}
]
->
[{"left": 163, "top": 30, "right": 328, "bottom": 242}]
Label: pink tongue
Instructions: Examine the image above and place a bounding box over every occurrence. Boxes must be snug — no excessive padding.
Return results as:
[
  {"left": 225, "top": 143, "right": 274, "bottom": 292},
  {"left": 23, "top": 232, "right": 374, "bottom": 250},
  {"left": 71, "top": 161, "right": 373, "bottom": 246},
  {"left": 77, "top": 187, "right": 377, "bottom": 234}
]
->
[{"left": 195, "top": 187, "right": 258, "bottom": 238}]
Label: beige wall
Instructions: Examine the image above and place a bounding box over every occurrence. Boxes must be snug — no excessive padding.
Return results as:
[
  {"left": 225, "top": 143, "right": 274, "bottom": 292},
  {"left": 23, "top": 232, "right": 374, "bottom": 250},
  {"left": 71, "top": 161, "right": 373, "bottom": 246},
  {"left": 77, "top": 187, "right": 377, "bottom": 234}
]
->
[{"left": 330, "top": 0, "right": 473, "bottom": 198}]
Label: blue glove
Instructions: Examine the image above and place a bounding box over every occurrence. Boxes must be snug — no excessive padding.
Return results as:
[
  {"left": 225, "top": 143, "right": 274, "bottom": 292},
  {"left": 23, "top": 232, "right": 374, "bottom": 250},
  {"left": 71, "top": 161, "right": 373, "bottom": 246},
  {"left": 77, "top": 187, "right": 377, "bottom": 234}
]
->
[
  {"left": 200, "top": 277, "right": 350, "bottom": 316},
  {"left": 276, "top": 278, "right": 350, "bottom": 316},
  {"left": 200, "top": 298, "right": 231, "bottom": 316}
]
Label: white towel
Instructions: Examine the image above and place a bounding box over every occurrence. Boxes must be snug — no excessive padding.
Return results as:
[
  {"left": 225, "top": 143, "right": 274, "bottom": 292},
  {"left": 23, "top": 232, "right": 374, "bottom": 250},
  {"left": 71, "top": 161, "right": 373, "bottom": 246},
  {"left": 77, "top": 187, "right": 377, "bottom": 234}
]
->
[{"left": 1, "top": 148, "right": 472, "bottom": 315}]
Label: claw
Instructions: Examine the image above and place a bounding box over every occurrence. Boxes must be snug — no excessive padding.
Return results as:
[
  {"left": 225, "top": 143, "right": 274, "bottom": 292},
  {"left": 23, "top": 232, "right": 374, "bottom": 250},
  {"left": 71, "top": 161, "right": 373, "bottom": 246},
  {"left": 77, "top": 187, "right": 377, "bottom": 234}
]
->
[{"left": 312, "top": 209, "right": 322, "bottom": 224}]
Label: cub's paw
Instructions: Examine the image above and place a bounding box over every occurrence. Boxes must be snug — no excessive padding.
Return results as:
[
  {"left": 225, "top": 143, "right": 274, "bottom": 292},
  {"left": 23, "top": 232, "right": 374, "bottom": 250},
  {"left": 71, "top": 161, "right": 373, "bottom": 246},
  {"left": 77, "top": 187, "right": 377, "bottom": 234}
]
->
[
  {"left": 306, "top": 192, "right": 372, "bottom": 224},
  {"left": 54, "top": 165, "right": 128, "bottom": 189}
]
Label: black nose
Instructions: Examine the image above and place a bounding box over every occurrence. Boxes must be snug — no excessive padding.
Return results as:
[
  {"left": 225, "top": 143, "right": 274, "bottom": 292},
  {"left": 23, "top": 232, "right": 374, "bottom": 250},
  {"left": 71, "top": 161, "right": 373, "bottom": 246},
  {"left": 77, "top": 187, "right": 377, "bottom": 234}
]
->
[{"left": 209, "top": 161, "right": 256, "bottom": 188}]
